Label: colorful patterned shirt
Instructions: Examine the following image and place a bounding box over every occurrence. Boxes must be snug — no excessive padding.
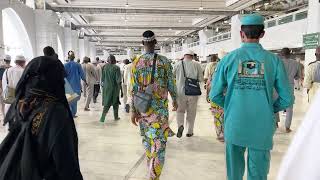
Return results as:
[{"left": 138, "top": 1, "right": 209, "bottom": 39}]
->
[{"left": 131, "top": 53, "right": 177, "bottom": 119}]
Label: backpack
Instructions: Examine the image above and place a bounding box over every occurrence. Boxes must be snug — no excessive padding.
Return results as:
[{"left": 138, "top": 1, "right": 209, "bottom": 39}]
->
[{"left": 0, "top": 113, "right": 43, "bottom": 180}]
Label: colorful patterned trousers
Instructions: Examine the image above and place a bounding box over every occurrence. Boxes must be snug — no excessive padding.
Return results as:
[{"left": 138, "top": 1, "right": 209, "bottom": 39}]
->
[{"left": 140, "top": 119, "right": 171, "bottom": 180}]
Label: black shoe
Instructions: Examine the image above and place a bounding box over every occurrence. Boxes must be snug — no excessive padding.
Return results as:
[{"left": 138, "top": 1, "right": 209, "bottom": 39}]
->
[
  {"left": 177, "top": 126, "right": 184, "bottom": 138},
  {"left": 186, "top": 133, "right": 194, "bottom": 137},
  {"left": 125, "top": 104, "right": 130, "bottom": 113},
  {"left": 115, "top": 117, "right": 120, "bottom": 121}
]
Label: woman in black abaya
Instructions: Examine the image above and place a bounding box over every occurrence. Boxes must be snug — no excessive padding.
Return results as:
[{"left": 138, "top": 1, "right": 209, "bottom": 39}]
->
[{"left": 0, "top": 56, "right": 83, "bottom": 180}]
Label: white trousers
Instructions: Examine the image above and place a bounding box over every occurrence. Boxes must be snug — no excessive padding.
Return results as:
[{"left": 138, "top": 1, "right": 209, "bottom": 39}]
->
[
  {"left": 176, "top": 95, "right": 199, "bottom": 134},
  {"left": 122, "top": 84, "right": 128, "bottom": 105}
]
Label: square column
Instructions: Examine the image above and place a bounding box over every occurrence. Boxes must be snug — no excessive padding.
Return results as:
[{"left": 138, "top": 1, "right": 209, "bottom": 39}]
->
[
  {"left": 35, "top": 10, "right": 60, "bottom": 57},
  {"left": 231, "top": 14, "right": 242, "bottom": 50},
  {"left": 305, "top": 0, "right": 320, "bottom": 65}
]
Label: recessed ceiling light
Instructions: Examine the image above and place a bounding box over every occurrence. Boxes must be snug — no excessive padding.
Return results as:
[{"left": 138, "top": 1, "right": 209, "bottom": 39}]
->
[
  {"left": 70, "top": 17, "right": 74, "bottom": 20},
  {"left": 168, "top": 28, "right": 172, "bottom": 31},
  {"left": 125, "top": 3, "right": 129, "bottom": 7},
  {"left": 256, "top": 8, "right": 261, "bottom": 11},
  {"left": 264, "top": 2, "right": 270, "bottom": 5},
  {"left": 199, "top": 6, "right": 204, "bottom": 11},
  {"left": 51, "top": 2, "right": 58, "bottom": 5},
  {"left": 224, "top": 20, "right": 228, "bottom": 23}
]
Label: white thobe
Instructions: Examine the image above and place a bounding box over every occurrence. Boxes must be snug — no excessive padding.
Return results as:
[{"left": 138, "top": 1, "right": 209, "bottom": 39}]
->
[{"left": 2, "top": 65, "right": 24, "bottom": 114}]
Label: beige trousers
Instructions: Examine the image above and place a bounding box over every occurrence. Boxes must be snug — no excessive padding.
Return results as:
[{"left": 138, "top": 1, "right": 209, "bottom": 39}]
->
[
  {"left": 176, "top": 95, "right": 199, "bottom": 134},
  {"left": 85, "top": 83, "right": 94, "bottom": 109}
]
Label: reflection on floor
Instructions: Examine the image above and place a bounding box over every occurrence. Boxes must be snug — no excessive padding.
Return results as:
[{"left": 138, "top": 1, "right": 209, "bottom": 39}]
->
[{"left": 0, "top": 90, "right": 309, "bottom": 180}]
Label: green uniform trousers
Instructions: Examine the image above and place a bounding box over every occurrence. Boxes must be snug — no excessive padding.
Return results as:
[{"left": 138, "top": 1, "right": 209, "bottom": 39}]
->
[{"left": 226, "top": 143, "right": 270, "bottom": 180}]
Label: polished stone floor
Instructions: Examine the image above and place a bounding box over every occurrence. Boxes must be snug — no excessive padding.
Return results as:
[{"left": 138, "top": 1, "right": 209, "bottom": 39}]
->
[{"left": 0, "top": 90, "right": 310, "bottom": 180}]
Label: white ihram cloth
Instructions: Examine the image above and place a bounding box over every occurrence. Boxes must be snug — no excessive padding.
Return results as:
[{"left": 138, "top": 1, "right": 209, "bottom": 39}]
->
[{"left": 277, "top": 89, "right": 320, "bottom": 180}]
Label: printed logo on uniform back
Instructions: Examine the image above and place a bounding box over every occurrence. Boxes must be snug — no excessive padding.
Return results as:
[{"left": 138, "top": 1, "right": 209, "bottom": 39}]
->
[{"left": 235, "top": 60, "right": 266, "bottom": 90}]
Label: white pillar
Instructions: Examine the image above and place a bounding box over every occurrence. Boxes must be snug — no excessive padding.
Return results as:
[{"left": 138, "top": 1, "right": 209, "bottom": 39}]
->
[
  {"left": 89, "top": 42, "right": 96, "bottom": 61},
  {"left": 305, "top": 0, "right": 320, "bottom": 65},
  {"left": 199, "top": 30, "right": 213, "bottom": 62},
  {"left": 78, "top": 39, "right": 85, "bottom": 61},
  {"left": 0, "top": 1, "right": 9, "bottom": 55},
  {"left": 231, "top": 15, "right": 242, "bottom": 50},
  {"left": 34, "top": 10, "right": 60, "bottom": 57}
]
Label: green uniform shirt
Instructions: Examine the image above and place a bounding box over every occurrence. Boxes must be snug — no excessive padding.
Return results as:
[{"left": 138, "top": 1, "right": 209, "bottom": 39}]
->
[{"left": 210, "top": 43, "right": 294, "bottom": 150}]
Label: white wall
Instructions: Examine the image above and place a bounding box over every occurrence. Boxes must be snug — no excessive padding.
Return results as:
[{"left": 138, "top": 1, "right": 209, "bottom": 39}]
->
[{"left": 261, "top": 19, "right": 308, "bottom": 50}]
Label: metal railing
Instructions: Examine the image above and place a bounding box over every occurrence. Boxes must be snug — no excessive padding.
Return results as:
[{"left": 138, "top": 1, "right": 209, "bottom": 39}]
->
[
  {"left": 175, "top": 46, "right": 183, "bottom": 52},
  {"left": 264, "top": 8, "right": 308, "bottom": 28},
  {"left": 207, "top": 32, "right": 231, "bottom": 44},
  {"left": 187, "top": 41, "right": 200, "bottom": 48}
]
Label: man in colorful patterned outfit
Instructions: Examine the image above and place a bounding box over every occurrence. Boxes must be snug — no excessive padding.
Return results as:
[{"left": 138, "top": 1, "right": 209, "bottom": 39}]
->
[{"left": 131, "top": 30, "right": 178, "bottom": 180}]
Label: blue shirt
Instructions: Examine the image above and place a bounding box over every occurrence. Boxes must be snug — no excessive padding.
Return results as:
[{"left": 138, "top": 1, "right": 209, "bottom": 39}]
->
[
  {"left": 209, "top": 43, "right": 294, "bottom": 150},
  {"left": 64, "top": 61, "right": 85, "bottom": 94}
]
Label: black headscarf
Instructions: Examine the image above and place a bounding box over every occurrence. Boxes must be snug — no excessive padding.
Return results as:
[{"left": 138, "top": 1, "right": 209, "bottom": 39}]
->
[{"left": 0, "top": 56, "right": 72, "bottom": 180}]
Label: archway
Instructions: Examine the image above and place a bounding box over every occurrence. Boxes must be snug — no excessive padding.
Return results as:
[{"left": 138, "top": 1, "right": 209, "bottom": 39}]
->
[{"left": 2, "top": 8, "right": 34, "bottom": 64}]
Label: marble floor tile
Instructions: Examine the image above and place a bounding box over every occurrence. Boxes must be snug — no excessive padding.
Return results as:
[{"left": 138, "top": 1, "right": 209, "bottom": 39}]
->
[{"left": 0, "top": 89, "right": 309, "bottom": 180}]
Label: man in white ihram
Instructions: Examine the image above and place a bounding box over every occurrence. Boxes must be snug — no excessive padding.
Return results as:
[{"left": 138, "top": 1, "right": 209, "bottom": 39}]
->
[{"left": 277, "top": 88, "right": 320, "bottom": 180}]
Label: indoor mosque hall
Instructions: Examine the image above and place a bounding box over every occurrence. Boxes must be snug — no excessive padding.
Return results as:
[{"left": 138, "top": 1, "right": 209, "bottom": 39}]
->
[{"left": 0, "top": 0, "right": 320, "bottom": 180}]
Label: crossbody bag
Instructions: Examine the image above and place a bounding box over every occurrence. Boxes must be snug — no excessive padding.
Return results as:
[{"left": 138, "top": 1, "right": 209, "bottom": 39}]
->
[
  {"left": 182, "top": 61, "right": 202, "bottom": 96},
  {"left": 3, "top": 70, "right": 15, "bottom": 104}
]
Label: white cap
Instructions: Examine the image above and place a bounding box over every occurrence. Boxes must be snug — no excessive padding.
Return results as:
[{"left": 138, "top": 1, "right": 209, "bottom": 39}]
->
[
  {"left": 218, "top": 50, "right": 228, "bottom": 59},
  {"left": 91, "top": 59, "right": 98, "bottom": 64},
  {"left": 184, "top": 49, "right": 195, "bottom": 56},
  {"left": 3, "top": 55, "right": 11, "bottom": 61},
  {"left": 15, "top": 55, "right": 26, "bottom": 62}
]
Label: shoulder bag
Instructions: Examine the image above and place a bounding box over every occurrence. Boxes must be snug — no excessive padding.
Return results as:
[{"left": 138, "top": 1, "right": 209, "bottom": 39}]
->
[
  {"left": 133, "top": 54, "right": 157, "bottom": 113},
  {"left": 3, "top": 70, "right": 15, "bottom": 104},
  {"left": 182, "top": 61, "right": 202, "bottom": 96}
]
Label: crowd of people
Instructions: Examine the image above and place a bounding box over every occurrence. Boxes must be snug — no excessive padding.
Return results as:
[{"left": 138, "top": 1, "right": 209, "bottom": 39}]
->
[{"left": 0, "top": 13, "right": 319, "bottom": 180}]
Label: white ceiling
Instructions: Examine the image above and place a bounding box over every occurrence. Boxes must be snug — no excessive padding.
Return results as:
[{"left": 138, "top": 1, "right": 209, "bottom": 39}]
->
[{"left": 51, "top": 0, "right": 245, "bottom": 51}]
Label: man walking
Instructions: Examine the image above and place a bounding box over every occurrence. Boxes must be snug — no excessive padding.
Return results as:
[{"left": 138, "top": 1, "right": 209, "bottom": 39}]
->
[
  {"left": 278, "top": 48, "right": 301, "bottom": 132},
  {"left": 122, "top": 59, "right": 131, "bottom": 113},
  {"left": 210, "top": 14, "right": 294, "bottom": 180},
  {"left": 174, "top": 49, "right": 203, "bottom": 138},
  {"left": 2, "top": 55, "right": 26, "bottom": 115},
  {"left": 100, "top": 55, "right": 122, "bottom": 122},
  {"left": 64, "top": 51, "right": 87, "bottom": 118},
  {"left": 0, "top": 55, "right": 11, "bottom": 118},
  {"left": 304, "top": 46, "right": 320, "bottom": 102},
  {"left": 81, "top": 56, "right": 97, "bottom": 111},
  {"left": 92, "top": 58, "right": 102, "bottom": 103},
  {"left": 131, "top": 30, "right": 177, "bottom": 180}
]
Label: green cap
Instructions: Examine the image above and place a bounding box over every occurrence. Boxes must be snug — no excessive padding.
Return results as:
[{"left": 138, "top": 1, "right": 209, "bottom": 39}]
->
[{"left": 241, "top": 14, "right": 264, "bottom": 25}]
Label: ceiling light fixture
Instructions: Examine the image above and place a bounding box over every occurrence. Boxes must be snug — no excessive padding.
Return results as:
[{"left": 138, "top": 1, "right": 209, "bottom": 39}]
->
[
  {"left": 125, "top": 0, "right": 129, "bottom": 7},
  {"left": 216, "top": 27, "right": 219, "bottom": 32},
  {"left": 70, "top": 17, "right": 74, "bottom": 21},
  {"left": 264, "top": 2, "right": 270, "bottom": 5},
  {"left": 51, "top": 2, "right": 58, "bottom": 5},
  {"left": 256, "top": 8, "right": 261, "bottom": 11},
  {"left": 169, "top": 28, "right": 172, "bottom": 31}
]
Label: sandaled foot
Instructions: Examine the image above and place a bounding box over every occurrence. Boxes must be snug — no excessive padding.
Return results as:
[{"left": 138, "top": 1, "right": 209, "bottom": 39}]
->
[{"left": 186, "top": 133, "right": 194, "bottom": 137}]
